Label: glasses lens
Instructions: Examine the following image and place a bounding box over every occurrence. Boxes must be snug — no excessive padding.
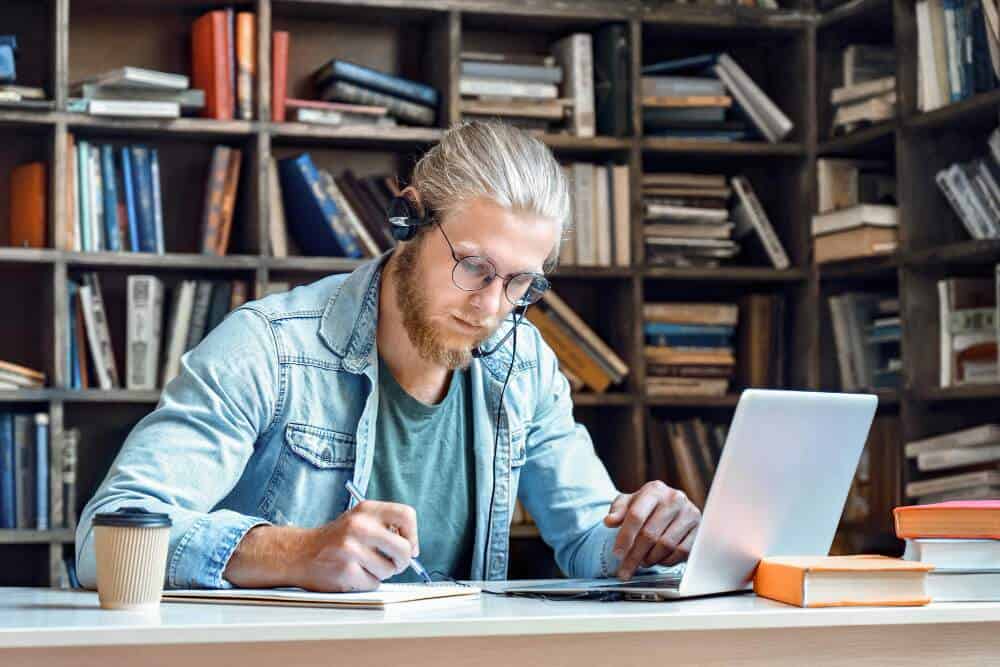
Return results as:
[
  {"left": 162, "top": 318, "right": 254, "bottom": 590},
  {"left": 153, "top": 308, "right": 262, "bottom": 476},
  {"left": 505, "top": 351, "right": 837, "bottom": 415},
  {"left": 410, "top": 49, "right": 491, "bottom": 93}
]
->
[
  {"left": 506, "top": 274, "right": 549, "bottom": 306},
  {"left": 453, "top": 256, "right": 495, "bottom": 291}
]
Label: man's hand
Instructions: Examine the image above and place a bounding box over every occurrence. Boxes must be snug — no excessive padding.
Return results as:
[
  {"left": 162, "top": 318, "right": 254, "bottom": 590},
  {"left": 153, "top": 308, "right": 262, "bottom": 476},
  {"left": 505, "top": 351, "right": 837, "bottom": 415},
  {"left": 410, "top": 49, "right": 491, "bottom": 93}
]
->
[
  {"left": 603, "top": 480, "right": 701, "bottom": 580},
  {"left": 224, "top": 500, "right": 419, "bottom": 592}
]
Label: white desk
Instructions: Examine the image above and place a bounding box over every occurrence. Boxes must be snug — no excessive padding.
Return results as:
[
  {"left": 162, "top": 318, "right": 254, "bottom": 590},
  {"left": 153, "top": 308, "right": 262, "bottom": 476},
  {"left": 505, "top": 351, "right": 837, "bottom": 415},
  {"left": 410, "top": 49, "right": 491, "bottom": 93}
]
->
[{"left": 3, "top": 585, "right": 1000, "bottom": 666}]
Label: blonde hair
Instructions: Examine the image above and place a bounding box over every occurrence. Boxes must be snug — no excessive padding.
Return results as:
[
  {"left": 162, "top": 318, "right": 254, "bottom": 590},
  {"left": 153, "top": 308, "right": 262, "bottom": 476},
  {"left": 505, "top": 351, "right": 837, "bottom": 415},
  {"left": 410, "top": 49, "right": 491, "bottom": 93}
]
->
[{"left": 409, "top": 120, "right": 570, "bottom": 271}]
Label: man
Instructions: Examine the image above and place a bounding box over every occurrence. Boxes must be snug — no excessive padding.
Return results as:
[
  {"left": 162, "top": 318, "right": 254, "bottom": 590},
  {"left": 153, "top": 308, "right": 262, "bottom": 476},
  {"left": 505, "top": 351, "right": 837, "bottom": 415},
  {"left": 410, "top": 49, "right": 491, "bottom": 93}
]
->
[{"left": 77, "top": 121, "right": 701, "bottom": 592}]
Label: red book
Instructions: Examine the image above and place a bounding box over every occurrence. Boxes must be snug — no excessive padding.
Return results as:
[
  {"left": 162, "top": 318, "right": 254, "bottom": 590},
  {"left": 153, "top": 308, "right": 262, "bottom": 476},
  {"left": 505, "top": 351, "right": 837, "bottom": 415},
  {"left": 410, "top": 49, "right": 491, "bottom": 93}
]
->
[
  {"left": 271, "top": 31, "right": 289, "bottom": 122},
  {"left": 894, "top": 500, "right": 1000, "bottom": 539},
  {"left": 192, "top": 10, "right": 233, "bottom": 120},
  {"left": 285, "top": 98, "right": 386, "bottom": 115},
  {"left": 10, "top": 162, "right": 46, "bottom": 248}
]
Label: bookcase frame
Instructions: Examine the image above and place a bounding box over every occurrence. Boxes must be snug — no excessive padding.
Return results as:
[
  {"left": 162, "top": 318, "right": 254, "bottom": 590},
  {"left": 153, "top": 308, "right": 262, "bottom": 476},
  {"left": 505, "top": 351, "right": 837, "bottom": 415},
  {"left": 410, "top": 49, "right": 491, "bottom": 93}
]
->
[{"left": 1, "top": 0, "right": 986, "bottom": 584}]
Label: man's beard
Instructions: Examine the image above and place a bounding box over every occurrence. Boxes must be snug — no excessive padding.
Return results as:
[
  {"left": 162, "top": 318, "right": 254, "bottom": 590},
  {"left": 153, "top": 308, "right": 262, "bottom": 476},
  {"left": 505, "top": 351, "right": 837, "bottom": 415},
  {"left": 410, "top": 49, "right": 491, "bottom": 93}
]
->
[{"left": 391, "top": 237, "right": 494, "bottom": 370}]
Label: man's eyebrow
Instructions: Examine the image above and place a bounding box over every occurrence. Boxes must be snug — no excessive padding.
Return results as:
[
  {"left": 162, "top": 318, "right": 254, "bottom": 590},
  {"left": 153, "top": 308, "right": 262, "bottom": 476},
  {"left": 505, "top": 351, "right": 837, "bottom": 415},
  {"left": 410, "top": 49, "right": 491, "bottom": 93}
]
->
[{"left": 454, "top": 239, "right": 544, "bottom": 275}]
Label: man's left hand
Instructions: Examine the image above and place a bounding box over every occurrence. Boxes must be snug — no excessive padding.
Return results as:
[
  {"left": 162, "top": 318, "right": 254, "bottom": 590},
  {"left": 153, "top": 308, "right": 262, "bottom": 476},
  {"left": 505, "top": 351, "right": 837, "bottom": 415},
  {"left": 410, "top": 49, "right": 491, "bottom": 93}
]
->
[{"left": 603, "top": 480, "right": 701, "bottom": 580}]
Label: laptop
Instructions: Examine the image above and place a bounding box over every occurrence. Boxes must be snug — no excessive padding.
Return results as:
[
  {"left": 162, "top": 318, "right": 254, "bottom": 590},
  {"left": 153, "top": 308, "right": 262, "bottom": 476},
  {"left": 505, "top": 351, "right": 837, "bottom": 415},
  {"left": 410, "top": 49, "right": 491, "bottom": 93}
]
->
[{"left": 505, "top": 389, "right": 878, "bottom": 601}]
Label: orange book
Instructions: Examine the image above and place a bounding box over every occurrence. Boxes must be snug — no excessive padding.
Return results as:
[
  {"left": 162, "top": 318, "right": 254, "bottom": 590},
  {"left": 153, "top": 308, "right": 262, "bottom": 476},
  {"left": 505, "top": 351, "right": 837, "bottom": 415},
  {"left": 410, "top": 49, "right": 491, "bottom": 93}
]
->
[
  {"left": 894, "top": 500, "right": 1000, "bottom": 539},
  {"left": 271, "top": 31, "right": 289, "bottom": 122},
  {"left": 215, "top": 149, "right": 243, "bottom": 255},
  {"left": 236, "top": 12, "right": 255, "bottom": 120},
  {"left": 200, "top": 146, "right": 232, "bottom": 253},
  {"left": 192, "top": 10, "right": 233, "bottom": 120},
  {"left": 10, "top": 162, "right": 46, "bottom": 249},
  {"left": 526, "top": 307, "right": 612, "bottom": 393},
  {"left": 754, "top": 555, "right": 933, "bottom": 608}
]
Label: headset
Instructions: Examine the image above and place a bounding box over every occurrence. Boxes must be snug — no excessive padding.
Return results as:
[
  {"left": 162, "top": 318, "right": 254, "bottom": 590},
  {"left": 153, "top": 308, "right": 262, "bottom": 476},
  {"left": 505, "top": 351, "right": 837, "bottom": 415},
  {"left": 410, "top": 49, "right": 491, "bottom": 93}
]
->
[{"left": 387, "top": 193, "right": 528, "bottom": 579}]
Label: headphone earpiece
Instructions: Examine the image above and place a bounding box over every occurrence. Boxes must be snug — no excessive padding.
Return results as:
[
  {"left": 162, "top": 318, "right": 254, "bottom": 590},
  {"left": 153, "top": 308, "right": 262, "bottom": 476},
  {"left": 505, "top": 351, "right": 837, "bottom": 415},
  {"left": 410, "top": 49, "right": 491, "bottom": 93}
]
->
[{"left": 388, "top": 195, "right": 431, "bottom": 242}]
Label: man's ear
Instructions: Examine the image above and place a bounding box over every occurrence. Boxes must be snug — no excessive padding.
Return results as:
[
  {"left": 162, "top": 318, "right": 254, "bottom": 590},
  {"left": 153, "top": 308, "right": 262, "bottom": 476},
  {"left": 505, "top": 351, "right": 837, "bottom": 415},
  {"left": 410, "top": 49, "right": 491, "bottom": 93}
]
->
[{"left": 399, "top": 186, "right": 426, "bottom": 219}]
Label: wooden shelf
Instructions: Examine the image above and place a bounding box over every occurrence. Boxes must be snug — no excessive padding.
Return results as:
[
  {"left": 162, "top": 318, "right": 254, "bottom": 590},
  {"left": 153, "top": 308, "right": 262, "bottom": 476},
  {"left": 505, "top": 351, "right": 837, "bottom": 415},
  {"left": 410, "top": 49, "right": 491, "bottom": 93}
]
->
[
  {"left": 64, "top": 113, "right": 255, "bottom": 139},
  {"left": 0, "top": 247, "right": 60, "bottom": 264},
  {"left": 0, "top": 109, "right": 60, "bottom": 128},
  {"left": 642, "top": 265, "right": 807, "bottom": 282},
  {"left": 551, "top": 266, "right": 633, "bottom": 279},
  {"left": 64, "top": 251, "right": 261, "bottom": 271},
  {"left": 269, "top": 122, "right": 442, "bottom": 147},
  {"left": 904, "top": 239, "right": 1000, "bottom": 269},
  {"left": 640, "top": 4, "right": 813, "bottom": 30},
  {"left": 645, "top": 394, "right": 741, "bottom": 407},
  {"left": 0, "top": 529, "right": 75, "bottom": 545},
  {"left": 264, "top": 256, "right": 367, "bottom": 274},
  {"left": 818, "top": 121, "right": 897, "bottom": 156},
  {"left": 817, "top": 254, "right": 899, "bottom": 281},
  {"left": 912, "top": 384, "right": 1000, "bottom": 403},
  {"left": 571, "top": 393, "right": 635, "bottom": 407},
  {"left": 904, "top": 89, "right": 1000, "bottom": 131},
  {"left": 537, "top": 134, "right": 632, "bottom": 153},
  {"left": 642, "top": 137, "right": 806, "bottom": 156},
  {"left": 0, "top": 390, "right": 57, "bottom": 403},
  {"left": 817, "top": 0, "right": 892, "bottom": 30},
  {"left": 42, "top": 389, "right": 161, "bottom": 404}
]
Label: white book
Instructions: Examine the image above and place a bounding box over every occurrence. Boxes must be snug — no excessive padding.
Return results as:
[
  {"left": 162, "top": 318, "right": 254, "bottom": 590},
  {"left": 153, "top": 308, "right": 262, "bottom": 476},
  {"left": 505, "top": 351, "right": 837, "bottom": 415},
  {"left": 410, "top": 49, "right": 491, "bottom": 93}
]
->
[
  {"left": 904, "top": 538, "right": 1000, "bottom": 570},
  {"left": 161, "top": 280, "right": 198, "bottom": 388},
  {"left": 79, "top": 276, "right": 118, "bottom": 389},
  {"left": 713, "top": 53, "right": 793, "bottom": 143},
  {"left": 560, "top": 164, "right": 577, "bottom": 265},
  {"left": 89, "top": 147, "right": 104, "bottom": 252},
  {"left": 928, "top": 0, "right": 952, "bottom": 111},
  {"left": 832, "top": 91, "right": 896, "bottom": 127},
  {"left": 831, "top": 76, "right": 896, "bottom": 106},
  {"left": 127, "top": 275, "right": 165, "bottom": 391},
  {"left": 572, "top": 163, "right": 595, "bottom": 266},
  {"left": 552, "top": 33, "right": 595, "bottom": 138},
  {"left": 458, "top": 76, "right": 558, "bottom": 100},
  {"left": 594, "top": 165, "right": 611, "bottom": 267},
  {"left": 926, "top": 571, "right": 1000, "bottom": 602},
  {"left": 916, "top": 1, "right": 945, "bottom": 111},
  {"left": 906, "top": 424, "right": 1000, "bottom": 457},
  {"left": 917, "top": 443, "right": 1000, "bottom": 472},
  {"left": 87, "top": 99, "right": 180, "bottom": 118},
  {"left": 730, "top": 175, "right": 790, "bottom": 269},
  {"left": 77, "top": 67, "right": 189, "bottom": 91},
  {"left": 906, "top": 468, "right": 1000, "bottom": 497},
  {"left": 938, "top": 280, "right": 952, "bottom": 387},
  {"left": 644, "top": 203, "right": 729, "bottom": 222},
  {"left": 267, "top": 158, "right": 288, "bottom": 258},
  {"left": 0, "top": 369, "right": 43, "bottom": 388},
  {"left": 163, "top": 582, "right": 481, "bottom": 609},
  {"left": 811, "top": 204, "right": 899, "bottom": 237},
  {"left": 612, "top": 164, "right": 631, "bottom": 267}
]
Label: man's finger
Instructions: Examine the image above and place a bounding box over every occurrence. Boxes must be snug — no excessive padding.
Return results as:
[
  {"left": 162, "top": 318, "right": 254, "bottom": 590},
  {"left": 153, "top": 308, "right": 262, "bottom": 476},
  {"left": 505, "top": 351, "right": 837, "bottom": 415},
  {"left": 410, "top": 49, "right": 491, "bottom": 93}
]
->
[
  {"left": 663, "top": 526, "right": 698, "bottom": 567},
  {"left": 612, "top": 490, "right": 660, "bottom": 572},
  {"left": 363, "top": 500, "right": 420, "bottom": 554},
  {"left": 603, "top": 493, "right": 632, "bottom": 527},
  {"left": 639, "top": 502, "right": 687, "bottom": 567},
  {"left": 364, "top": 525, "right": 414, "bottom": 574},
  {"left": 618, "top": 498, "right": 680, "bottom": 578}
]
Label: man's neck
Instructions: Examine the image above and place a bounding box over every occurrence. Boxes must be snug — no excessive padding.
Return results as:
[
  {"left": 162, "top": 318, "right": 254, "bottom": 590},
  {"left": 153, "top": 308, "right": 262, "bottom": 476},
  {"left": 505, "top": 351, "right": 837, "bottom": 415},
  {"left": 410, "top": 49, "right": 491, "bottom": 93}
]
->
[{"left": 377, "top": 253, "right": 452, "bottom": 405}]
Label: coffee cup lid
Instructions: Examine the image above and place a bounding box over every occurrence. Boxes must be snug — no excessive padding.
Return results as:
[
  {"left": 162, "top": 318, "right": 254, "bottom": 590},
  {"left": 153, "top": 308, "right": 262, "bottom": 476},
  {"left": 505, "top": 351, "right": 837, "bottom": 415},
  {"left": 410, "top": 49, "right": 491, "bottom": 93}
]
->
[{"left": 93, "top": 506, "right": 172, "bottom": 528}]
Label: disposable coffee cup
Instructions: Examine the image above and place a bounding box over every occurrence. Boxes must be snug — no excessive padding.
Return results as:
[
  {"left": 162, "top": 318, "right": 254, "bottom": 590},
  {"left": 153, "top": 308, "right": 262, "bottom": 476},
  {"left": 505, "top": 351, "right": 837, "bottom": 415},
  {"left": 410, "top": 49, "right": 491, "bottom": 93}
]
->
[{"left": 93, "top": 507, "right": 172, "bottom": 611}]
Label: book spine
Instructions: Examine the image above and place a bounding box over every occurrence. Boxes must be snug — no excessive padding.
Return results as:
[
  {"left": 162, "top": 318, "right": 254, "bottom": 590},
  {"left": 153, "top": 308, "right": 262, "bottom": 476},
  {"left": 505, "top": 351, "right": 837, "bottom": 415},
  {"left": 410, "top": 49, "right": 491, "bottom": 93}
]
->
[
  {"left": 99, "top": 145, "right": 121, "bottom": 252},
  {"left": 66, "top": 134, "right": 78, "bottom": 252},
  {"left": 0, "top": 414, "right": 13, "bottom": 529},
  {"left": 573, "top": 163, "right": 594, "bottom": 265},
  {"left": 734, "top": 176, "right": 790, "bottom": 269},
  {"left": 61, "top": 429, "right": 77, "bottom": 528},
  {"left": 236, "top": 12, "right": 255, "bottom": 120},
  {"left": 201, "top": 146, "right": 231, "bottom": 254},
  {"left": 129, "top": 147, "right": 157, "bottom": 253},
  {"left": 77, "top": 141, "right": 91, "bottom": 251},
  {"left": 13, "top": 415, "right": 33, "bottom": 529},
  {"left": 320, "top": 80, "right": 435, "bottom": 126},
  {"left": 314, "top": 170, "right": 362, "bottom": 258},
  {"left": 82, "top": 274, "right": 119, "bottom": 388},
  {"left": 459, "top": 77, "right": 557, "bottom": 99},
  {"left": 34, "top": 413, "right": 48, "bottom": 531},
  {"left": 316, "top": 59, "right": 439, "bottom": 107},
  {"left": 89, "top": 147, "right": 104, "bottom": 251},
  {"left": 944, "top": 0, "right": 964, "bottom": 101},
  {"left": 460, "top": 61, "right": 563, "bottom": 84},
  {"left": 554, "top": 33, "right": 595, "bottom": 138},
  {"left": 323, "top": 173, "right": 379, "bottom": 257},
  {"left": 185, "top": 281, "right": 215, "bottom": 351},
  {"left": 120, "top": 147, "right": 140, "bottom": 252},
  {"left": 267, "top": 158, "right": 288, "bottom": 257},
  {"left": 216, "top": 149, "right": 242, "bottom": 255},
  {"left": 150, "top": 149, "right": 165, "bottom": 253},
  {"left": 127, "top": 275, "right": 164, "bottom": 390},
  {"left": 271, "top": 31, "right": 289, "bottom": 122}
]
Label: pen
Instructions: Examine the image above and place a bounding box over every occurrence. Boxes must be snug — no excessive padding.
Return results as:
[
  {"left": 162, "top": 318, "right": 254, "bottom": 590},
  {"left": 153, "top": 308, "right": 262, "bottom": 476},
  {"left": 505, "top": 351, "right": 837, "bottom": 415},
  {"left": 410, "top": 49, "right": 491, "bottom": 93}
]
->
[{"left": 344, "top": 480, "right": 433, "bottom": 584}]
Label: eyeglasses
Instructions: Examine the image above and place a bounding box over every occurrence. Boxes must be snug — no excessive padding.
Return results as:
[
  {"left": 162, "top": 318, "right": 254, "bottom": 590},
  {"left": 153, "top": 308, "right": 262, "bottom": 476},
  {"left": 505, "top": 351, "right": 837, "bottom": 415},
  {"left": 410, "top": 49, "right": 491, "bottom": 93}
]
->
[{"left": 436, "top": 223, "right": 550, "bottom": 307}]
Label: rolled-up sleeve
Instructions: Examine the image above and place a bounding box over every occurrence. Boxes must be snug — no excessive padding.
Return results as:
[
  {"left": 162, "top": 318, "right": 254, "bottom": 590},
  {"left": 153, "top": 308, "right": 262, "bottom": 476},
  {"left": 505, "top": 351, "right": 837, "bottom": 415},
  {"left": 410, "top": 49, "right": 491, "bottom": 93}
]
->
[{"left": 75, "top": 306, "right": 280, "bottom": 589}]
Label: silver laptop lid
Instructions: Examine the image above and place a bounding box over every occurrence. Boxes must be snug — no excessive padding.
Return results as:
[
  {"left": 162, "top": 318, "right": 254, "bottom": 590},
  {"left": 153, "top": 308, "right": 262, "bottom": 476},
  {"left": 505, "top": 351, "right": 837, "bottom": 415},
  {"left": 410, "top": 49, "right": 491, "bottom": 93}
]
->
[{"left": 678, "top": 389, "right": 877, "bottom": 596}]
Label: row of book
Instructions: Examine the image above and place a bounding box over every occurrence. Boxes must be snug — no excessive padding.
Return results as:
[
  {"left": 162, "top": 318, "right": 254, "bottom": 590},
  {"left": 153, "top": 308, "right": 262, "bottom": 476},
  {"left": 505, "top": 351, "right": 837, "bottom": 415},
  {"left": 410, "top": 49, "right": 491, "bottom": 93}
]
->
[
  {"left": 936, "top": 126, "right": 1000, "bottom": 241},
  {"left": 829, "top": 292, "right": 902, "bottom": 392},
  {"left": 830, "top": 44, "right": 896, "bottom": 135},
  {"left": 813, "top": 158, "right": 897, "bottom": 264},
  {"left": 641, "top": 172, "right": 789, "bottom": 269},
  {"left": 937, "top": 271, "right": 998, "bottom": 387},
  {"left": 560, "top": 162, "right": 631, "bottom": 267},
  {"left": 0, "top": 415, "right": 78, "bottom": 532},
  {"left": 0, "top": 35, "right": 48, "bottom": 108},
  {"left": 647, "top": 417, "right": 729, "bottom": 509},
  {"left": 906, "top": 424, "right": 1000, "bottom": 503},
  {"left": 640, "top": 52, "right": 792, "bottom": 143},
  {"left": 0, "top": 359, "right": 44, "bottom": 391},
  {"left": 644, "top": 297, "right": 784, "bottom": 398},
  {"left": 67, "top": 274, "right": 251, "bottom": 391},
  {"left": 525, "top": 291, "right": 629, "bottom": 394},
  {"left": 916, "top": 0, "right": 1000, "bottom": 113}
]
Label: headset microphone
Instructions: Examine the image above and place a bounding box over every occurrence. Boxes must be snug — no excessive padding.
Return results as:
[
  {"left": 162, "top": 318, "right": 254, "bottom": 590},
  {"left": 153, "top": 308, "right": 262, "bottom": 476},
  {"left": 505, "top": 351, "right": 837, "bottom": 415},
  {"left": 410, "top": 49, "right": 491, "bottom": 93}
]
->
[{"left": 472, "top": 305, "right": 528, "bottom": 358}]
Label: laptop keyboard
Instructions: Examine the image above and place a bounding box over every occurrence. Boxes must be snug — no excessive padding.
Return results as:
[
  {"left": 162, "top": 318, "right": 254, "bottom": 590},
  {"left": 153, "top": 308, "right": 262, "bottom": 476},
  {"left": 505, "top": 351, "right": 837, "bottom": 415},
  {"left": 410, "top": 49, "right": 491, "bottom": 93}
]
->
[{"left": 598, "top": 562, "right": 687, "bottom": 589}]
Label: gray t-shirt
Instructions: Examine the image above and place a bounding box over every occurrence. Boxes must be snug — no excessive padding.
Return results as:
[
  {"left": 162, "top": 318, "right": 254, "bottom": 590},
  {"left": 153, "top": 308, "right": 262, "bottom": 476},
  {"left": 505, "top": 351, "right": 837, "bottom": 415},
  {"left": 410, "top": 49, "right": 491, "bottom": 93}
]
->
[{"left": 365, "top": 355, "right": 476, "bottom": 582}]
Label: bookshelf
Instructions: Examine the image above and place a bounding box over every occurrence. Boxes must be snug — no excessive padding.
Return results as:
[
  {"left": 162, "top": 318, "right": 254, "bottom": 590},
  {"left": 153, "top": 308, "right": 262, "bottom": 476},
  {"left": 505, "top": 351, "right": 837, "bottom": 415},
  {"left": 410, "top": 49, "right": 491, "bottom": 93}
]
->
[{"left": 0, "top": 0, "right": 968, "bottom": 585}]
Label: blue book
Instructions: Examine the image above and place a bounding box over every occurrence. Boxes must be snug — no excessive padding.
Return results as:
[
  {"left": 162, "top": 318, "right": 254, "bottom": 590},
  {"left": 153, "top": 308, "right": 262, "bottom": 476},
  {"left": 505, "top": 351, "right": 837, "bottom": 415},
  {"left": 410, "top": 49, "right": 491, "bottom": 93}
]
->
[
  {"left": 312, "top": 59, "right": 439, "bottom": 108},
  {"left": 129, "top": 147, "right": 158, "bottom": 253},
  {"left": 150, "top": 148, "right": 165, "bottom": 253},
  {"left": 644, "top": 322, "right": 736, "bottom": 337},
  {"left": 645, "top": 127, "right": 752, "bottom": 141},
  {"left": 0, "top": 413, "right": 14, "bottom": 529},
  {"left": 0, "top": 45, "right": 14, "bottom": 83},
  {"left": 99, "top": 145, "right": 121, "bottom": 252},
  {"left": 120, "top": 147, "right": 140, "bottom": 252},
  {"left": 646, "top": 333, "right": 733, "bottom": 348},
  {"left": 77, "top": 141, "right": 92, "bottom": 252},
  {"left": 277, "top": 154, "right": 362, "bottom": 258},
  {"left": 641, "top": 54, "right": 719, "bottom": 76},
  {"left": 0, "top": 36, "right": 17, "bottom": 51},
  {"left": 34, "top": 414, "right": 48, "bottom": 531},
  {"left": 67, "top": 280, "right": 80, "bottom": 389}
]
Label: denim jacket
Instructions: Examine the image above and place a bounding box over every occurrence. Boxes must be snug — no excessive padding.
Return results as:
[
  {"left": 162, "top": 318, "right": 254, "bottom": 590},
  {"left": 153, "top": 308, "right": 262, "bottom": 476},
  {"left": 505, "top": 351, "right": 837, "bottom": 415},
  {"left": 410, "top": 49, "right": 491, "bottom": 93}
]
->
[{"left": 76, "top": 251, "right": 625, "bottom": 589}]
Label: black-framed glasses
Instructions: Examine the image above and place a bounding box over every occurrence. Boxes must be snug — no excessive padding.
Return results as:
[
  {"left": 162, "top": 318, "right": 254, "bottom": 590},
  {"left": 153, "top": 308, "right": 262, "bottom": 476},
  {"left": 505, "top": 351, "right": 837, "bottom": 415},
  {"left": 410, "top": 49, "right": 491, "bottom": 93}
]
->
[{"left": 436, "top": 223, "right": 550, "bottom": 306}]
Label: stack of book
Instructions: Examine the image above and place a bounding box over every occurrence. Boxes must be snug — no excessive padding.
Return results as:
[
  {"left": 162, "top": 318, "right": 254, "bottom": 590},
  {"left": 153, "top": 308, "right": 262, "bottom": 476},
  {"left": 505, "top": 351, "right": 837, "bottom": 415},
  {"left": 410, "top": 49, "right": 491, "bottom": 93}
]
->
[
  {"left": 458, "top": 51, "right": 568, "bottom": 133},
  {"left": 641, "top": 53, "right": 793, "bottom": 143},
  {"left": 65, "top": 273, "right": 250, "bottom": 391},
  {"left": 830, "top": 44, "right": 896, "bottom": 135},
  {"left": 69, "top": 67, "right": 202, "bottom": 119},
  {"left": 311, "top": 59, "right": 438, "bottom": 127},
  {"left": 647, "top": 416, "right": 728, "bottom": 509},
  {"left": 273, "top": 153, "right": 397, "bottom": 258},
  {"left": 0, "top": 361, "right": 44, "bottom": 391},
  {"left": 191, "top": 9, "right": 257, "bottom": 120},
  {"left": 898, "top": 500, "right": 1000, "bottom": 601},
  {"left": 937, "top": 274, "right": 996, "bottom": 387},
  {"left": 905, "top": 424, "right": 1000, "bottom": 504},
  {"left": 641, "top": 172, "right": 738, "bottom": 267},
  {"left": 559, "top": 162, "right": 631, "bottom": 267},
  {"left": 828, "top": 292, "right": 902, "bottom": 391},
  {"left": 0, "top": 412, "right": 56, "bottom": 531},
  {"left": 811, "top": 204, "right": 898, "bottom": 264},
  {"left": 915, "top": 0, "right": 999, "bottom": 112},
  {"left": 525, "top": 291, "right": 629, "bottom": 394},
  {"left": 644, "top": 301, "right": 738, "bottom": 398},
  {"left": 936, "top": 126, "right": 1000, "bottom": 241},
  {"left": 0, "top": 35, "right": 48, "bottom": 108}
]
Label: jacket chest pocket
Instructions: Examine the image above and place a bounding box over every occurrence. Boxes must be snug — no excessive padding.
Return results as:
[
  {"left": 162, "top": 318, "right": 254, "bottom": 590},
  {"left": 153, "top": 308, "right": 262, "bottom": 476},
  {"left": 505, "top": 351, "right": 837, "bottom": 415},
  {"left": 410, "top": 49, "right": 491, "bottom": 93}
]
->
[{"left": 261, "top": 422, "right": 356, "bottom": 527}]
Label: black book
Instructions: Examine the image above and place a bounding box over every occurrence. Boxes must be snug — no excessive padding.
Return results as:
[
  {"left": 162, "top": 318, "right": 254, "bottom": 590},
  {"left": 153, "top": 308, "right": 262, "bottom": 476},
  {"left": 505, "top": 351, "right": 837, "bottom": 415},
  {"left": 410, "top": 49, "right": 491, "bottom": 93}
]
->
[{"left": 594, "top": 23, "right": 631, "bottom": 137}]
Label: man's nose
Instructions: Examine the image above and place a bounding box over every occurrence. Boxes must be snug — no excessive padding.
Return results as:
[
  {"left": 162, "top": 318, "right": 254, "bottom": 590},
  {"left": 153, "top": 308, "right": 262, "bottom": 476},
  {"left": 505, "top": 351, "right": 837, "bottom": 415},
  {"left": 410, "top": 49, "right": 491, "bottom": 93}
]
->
[{"left": 471, "top": 277, "right": 505, "bottom": 315}]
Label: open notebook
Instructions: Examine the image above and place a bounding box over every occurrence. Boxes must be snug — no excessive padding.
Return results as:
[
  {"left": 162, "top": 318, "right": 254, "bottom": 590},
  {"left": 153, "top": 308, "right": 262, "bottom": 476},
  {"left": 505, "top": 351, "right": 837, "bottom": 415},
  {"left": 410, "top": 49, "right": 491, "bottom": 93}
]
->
[{"left": 162, "top": 582, "right": 480, "bottom": 609}]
